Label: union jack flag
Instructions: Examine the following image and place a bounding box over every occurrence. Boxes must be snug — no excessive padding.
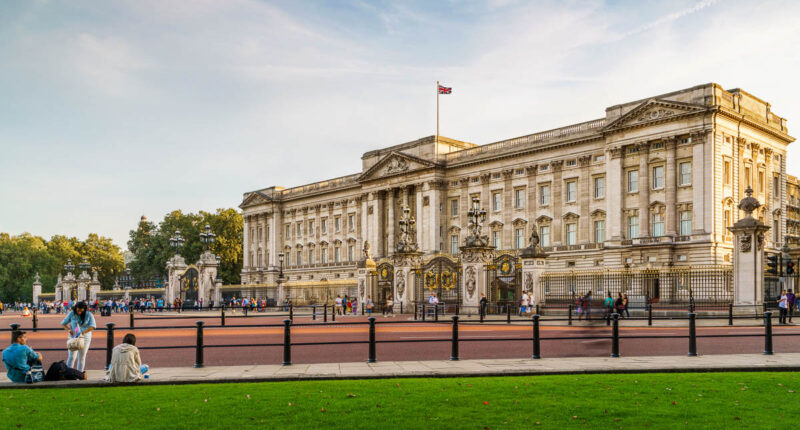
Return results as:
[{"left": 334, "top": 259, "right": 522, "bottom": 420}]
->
[{"left": 438, "top": 85, "right": 452, "bottom": 94}]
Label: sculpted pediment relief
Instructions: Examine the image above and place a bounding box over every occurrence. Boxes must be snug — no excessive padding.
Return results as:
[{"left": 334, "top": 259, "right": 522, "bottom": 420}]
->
[
  {"left": 359, "top": 151, "right": 437, "bottom": 182},
  {"left": 239, "top": 191, "right": 273, "bottom": 209},
  {"left": 605, "top": 98, "right": 707, "bottom": 132}
]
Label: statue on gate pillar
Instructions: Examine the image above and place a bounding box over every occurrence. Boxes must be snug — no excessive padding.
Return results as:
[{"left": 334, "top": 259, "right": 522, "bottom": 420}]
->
[
  {"left": 728, "top": 187, "right": 770, "bottom": 306},
  {"left": 520, "top": 225, "right": 548, "bottom": 310},
  {"left": 460, "top": 197, "right": 495, "bottom": 308},
  {"left": 358, "top": 240, "right": 378, "bottom": 307}
]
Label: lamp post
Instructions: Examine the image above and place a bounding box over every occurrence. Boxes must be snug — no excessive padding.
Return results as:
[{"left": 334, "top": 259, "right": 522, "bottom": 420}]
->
[
  {"left": 465, "top": 197, "right": 488, "bottom": 247},
  {"left": 63, "top": 258, "right": 75, "bottom": 274},
  {"left": 169, "top": 230, "right": 185, "bottom": 255},
  {"left": 277, "top": 252, "right": 285, "bottom": 304},
  {"left": 200, "top": 224, "right": 216, "bottom": 251},
  {"left": 78, "top": 257, "right": 91, "bottom": 274}
]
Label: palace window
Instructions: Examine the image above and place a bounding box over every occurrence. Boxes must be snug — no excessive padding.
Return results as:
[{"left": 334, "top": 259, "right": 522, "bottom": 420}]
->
[
  {"left": 492, "top": 173, "right": 501, "bottom": 180},
  {"left": 348, "top": 245, "right": 354, "bottom": 262},
  {"left": 321, "top": 248, "right": 328, "bottom": 263},
  {"left": 257, "top": 227, "right": 262, "bottom": 242},
  {"left": 679, "top": 162, "right": 692, "bottom": 186},
  {"left": 348, "top": 214, "right": 355, "bottom": 231},
  {"left": 566, "top": 159, "right": 577, "bottom": 167},
  {"left": 334, "top": 247, "right": 341, "bottom": 263},
  {"left": 594, "top": 220, "right": 605, "bottom": 243},
  {"left": 680, "top": 211, "right": 692, "bottom": 236},
  {"left": 539, "top": 225, "right": 550, "bottom": 247},
  {"left": 321, "top": 218, "right": 327, "bottom": 234},
  {"left": 334, "top": 216, "right": 341, "bottom": 232},
  {"left": 565, "top": 223, "right": 577, "bottom": 245},
  {"left": 566, "top": 181, "right": 577, "bottom": 203},
  {"left": 515, "top": 189, "right": 524, "bottom": 209},
  {"left": 285, "top": 224, "right": 291, "bottom": 238},
  {"left": 492, "top": 231, "right": 500, "bottom": 248},
  {"left": 492, "top": 192, "right": 501, "bottom": 212},
  {"left": 308, "top": 220, "right": 315, "bottom": 234},
  {"left": 758, "top": 170, "right": 765, "bottom": 194},
  {"left": 723, "top": 160, "right": 731, "bottom": 185},
  {"left": 744, "top": 165, "right": 752, "bottom": 188},
  {"left": 540, "top": 184, "right": 550, "bottom": 205},
  {"left": 724, "top": 209, "right": 732, "bottom": 231},
  {"left": 628, "top": 216, "right": 639, "bottom": 239},
  {"left": 594, "top": 176, "right": 605, "bottom": 199},
  {"left": 308, "top": 249, "right": 315, "bottom": 265},
  {"left": 297, "top": 222, "right": 302, "bottom": 236},
  {"left": 652, "top": 166, "right": 664, "bottom": 190},
  {"left": 450, "top": 199, "right": 458, "bottom": 217},
  {"left": 257, "top": 250, "right": 262, "bottom": 267},
  {"left": 652, "top": 213, "right": 665, "bottom": 237},
  {"left": 595, "top": 154, "right": 605, "bottom": 162},
  {"left": 296, "top": 250, "right": 302, "bottom": 266},
  {"left": 515, "top": 168, "right": 525, "bottom": 176},
  {"left": 515, "top": 228, "right": 524, "bottom": 249},
  {"left": 774, "top": 175, "right": 780, "bottom": 197},
  {"left": 450, "top": 235, "right": 459, "bottom": 255},
  {"left": 774, "top": 219, "right": 780, "bottom": 243},
  {"left": 628, "top": 170, "right": 639, "bottom": 193}
]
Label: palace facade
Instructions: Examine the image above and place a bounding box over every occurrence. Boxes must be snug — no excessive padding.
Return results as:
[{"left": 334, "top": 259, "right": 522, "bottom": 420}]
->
[{"left": 239, "top": 83, "right": 794, "bottom": 302}]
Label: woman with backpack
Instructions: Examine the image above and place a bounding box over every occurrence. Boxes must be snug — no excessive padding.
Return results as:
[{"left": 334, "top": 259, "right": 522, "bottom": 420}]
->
[{"left": 60, "top": 301, "right": 96, "bottom": 372}]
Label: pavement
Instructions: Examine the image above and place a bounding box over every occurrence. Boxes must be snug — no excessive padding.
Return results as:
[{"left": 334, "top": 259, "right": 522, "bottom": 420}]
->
[{"left": 1, "top": 352, "right": 798, "bottom": 389}]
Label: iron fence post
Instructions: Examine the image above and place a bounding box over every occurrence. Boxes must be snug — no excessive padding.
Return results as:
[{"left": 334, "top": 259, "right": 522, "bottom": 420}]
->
[
  {"left": 32, "top": 308, "right": 38, "bottom": 332},
  {"left": 610, "top": 313, "right": 620, "bottom": 358},
  {"left": 435, "top": 304, "right": 439, "bottom": 322},
  {"left": 455, "top": 304, "right": 460, "bottom": 316},
  {"left": 368, "top": 317, "right": 376, "bottom": 363},
  {"left": 422, "top": 304, "right": 426, "bottom": 321},
  {"left": 129, "top": 307, "right": 134, "bottom": 329},
  {"left": 332, "top": 305, "right": 336, "bottom": 322},
  {"left": 728, "top": 303, "right": 733, "bottom": 326},
  {"left": 450, "top": 315, "right": 459, "bottom": 361},
  {"left": 105, "top": 322, "right": 115, "bottom": 370},
  {"left": 688, "top": 312, "right": 697, "bottom": 357},
  {"left": 648, "top": 304, "right": 653, "bottom": 326},
  {"left": 764, "top": 311, "right": 773, "bottom": 355},
  {"left": 414, "top": 303, "right": 418, "bottom": 321},
  {"left": 221, "top": 307, "right": 226, "bottom": 326},
  {"left": 324, "top": 304, "right": 328, "bottom": 322},
  {"left": 400, "top": 302, "right": 403, "bottom": 315},
  {"left": 568, "top": 304, "right": 573, "bottom": 326},
  {"left": 535, "top": 303, "right": 540, "bottom": 315},
  {"left": 312, "top": 305, "right": 316, "bottom": 320},
  {"left": 289, "top": 303, "right": 294, "bottom": 322},
  {"left": 506, "top": 304, "right": 511, "bottom": 324},
  {"left": 532, "top": 314, "right": 541, "bottom": 359},
  {"left": 194, "top": 321, "right": 204, "bottom": 368},
  {"left": 282, "top": 319, "right": 292, "bottom": 365}
]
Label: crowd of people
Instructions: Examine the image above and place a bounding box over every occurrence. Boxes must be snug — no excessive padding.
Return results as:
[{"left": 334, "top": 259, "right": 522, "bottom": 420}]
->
[{"left": 3, "top": 300, "right": 150, "bottom": 384}]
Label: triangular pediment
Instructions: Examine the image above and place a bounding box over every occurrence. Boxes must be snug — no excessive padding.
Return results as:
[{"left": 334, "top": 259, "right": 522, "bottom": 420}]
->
[
  {"left": 359, "top": 151, "right": 438, "bottom": 182},
  {"left": 239, "top": 191, "right": 273, "bottom": 209},
  {"left": 604, "top": 98, "right": 707, "bottom": 131}
]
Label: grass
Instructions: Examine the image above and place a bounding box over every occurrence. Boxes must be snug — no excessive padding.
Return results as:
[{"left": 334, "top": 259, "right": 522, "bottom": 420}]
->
[{"left": 0, "top": 372, "right": 797, "bottom": 429}]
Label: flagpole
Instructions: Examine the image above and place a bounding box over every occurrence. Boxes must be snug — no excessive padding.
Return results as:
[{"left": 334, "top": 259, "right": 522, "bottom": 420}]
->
[{"left": 436, "top": 80, "right": 439, "bottom": 160}]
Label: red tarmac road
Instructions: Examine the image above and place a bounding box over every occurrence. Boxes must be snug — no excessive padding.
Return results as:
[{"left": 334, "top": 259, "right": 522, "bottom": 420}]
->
[{"left": 2, "top": 312, "right": 799, "bottom": 371}]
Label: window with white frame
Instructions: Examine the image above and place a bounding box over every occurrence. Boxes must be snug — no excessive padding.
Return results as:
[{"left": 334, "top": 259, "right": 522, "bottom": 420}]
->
[
  {"left": 492, "top": 231, "right": 500, "bottom": 249},
  {"left": 285, "top": 224, "right": 291, "bottom": 238},
  {"left": 296, "top": 250, "right": 302, "bottom": 265},
  {"left": 680, "top": 211, "right": 692, "bottom": 235},
  {"left": 594, "top": 176, "right": 605, "bottom": 198},
  {"left": 628, "top": 170, "right": 639, "bottom": 193},
  {"left": 723, "top": 160, "right": 732, "bottom": 185},
  {"left": 628, "top": 216, "right": 639, "bottom": 239},
  {"left": 514, "top": 189, "right": 524, "bottom": 209},
  {"left": 334, "top": 216, "right": 341, "bottom": 232},
  {"left": 492, "top": 192, "right": 501, "bottom": 212},
  {"left": 321, "top": 248, "right": 328, "bottom": 263},
  {"left": 540, "top": 185, "right": 550, "bottom": 205},
  {"left": 450, "top": 235, "right": 459, "bottom": 255},
  {"left": 539, "top": 225, "right": 550, "bottom": 247},
  {"left": 679, "top": 162, "right": 692, "bottom": 186},
  {"left": 321, "top": 218, "right": 327, "bottom": 234},
  {"left": 594, "top": 220, "right": 605, "bottom": 243},
  {"left": 652, "top": 213, "right": 665, "bottom": 237},
  {"left": 348, "top": 214, "right": 355, "bottom": 231},
  {"left": 308, "top": 220, "right": 315, "bottom": 233},
  {"left": 450, "top": 199, "right": 458, "bottom": 217},
  {"left": 724, "top": 209, "right": 732, "bottom": 231},
  {"left": 308, "top": 249, "right": 315, "bottom": 265},
  {"left": 744, "top": 165, "right": 752, "bottom": 188},
  {"left": 566, "top": 181, "right": 577, "bottom": 203},
  {"left": 652, "top": 166, "right": 664, "bottom": 190},
  {"left": 565, "top": 223, "right": 577, "bottom": 245},
  {"left": 348, "top": 245, "right": 354, "bottom": 262},
  {"left": 297, "top": 223, "right": 302, "bottom": 236},
  {"left": 334, "top": 247, "right": 340, "bottom": 263},
  {"left": 515, "top": 228, "right": 524, "bottom": 249}
]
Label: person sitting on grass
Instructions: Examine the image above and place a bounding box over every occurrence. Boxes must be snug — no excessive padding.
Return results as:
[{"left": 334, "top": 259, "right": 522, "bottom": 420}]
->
[
  {"left": 105, "top": 333, "right": 149, "bottom": 383},
  {"left": 2, "top": 330, "right": 42, "bottom": 383}
]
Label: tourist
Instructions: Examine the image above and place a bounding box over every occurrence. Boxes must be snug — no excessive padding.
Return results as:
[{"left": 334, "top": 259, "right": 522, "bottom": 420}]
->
[
  {"left": 385, "top": 295, "right": 394, "bottom": 317},
  {"left": 335, "top": 295, "right": 343, "bottom": 315},
  {"left": 479, "top": 293, "right": 488, "bottom": 319},
  {"left": 352, "top": 298, "right": 358, "bottom": 315},
  {"left": 579, "top": 291, "right": 592, "bottom": 321},
  {"left": 105, "top": 333, "right": 149, "bottom": 383},
  {"left": 778, "top": 289, "right": 788, "bottom": 324},
  {"left": 787, "top": 290, "right": 796, "bottom": 324},
  {"left": 61, "top": 301, "right": 96, "bottom": 372},
  {"left": 604, "top": 293, "right": 614, "bottom": 322},
  {"left": 365, "top": 297, "right": 373, "bottom": 315},
  {"left": 2, "top": 330, "right": 42, "bottom": 383},
  {"left": 622, "top": 294, "right": 630, "bottom": 318},
  {"left": 615, "top": 293, "right": 625, "bottom": 318},
  {"left": 520, "top": 291, "right": 529, "bottom": 316},
  {"left": 427, "top": 292, "right": 436, "bottom": 318}
]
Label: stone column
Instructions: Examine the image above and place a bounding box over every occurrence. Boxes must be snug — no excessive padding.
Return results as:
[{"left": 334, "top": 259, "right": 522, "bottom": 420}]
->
[
  {"left": 361, "top": 194, "right": 369, "bottom": 248},
  {"left": 520, "top": 247, "right": 547, "bottom": 307},
  {"left": 607, "top": 147, "right": 623, "bottom": 241},
  {"left": 32, "top": 274, "right": 42, "bottom": 305},
  {"left": 693, "top": 137, "right": 707, "bottom": 234},
  {"left": 579, "top": 156, "right": 592, "bottom": 243},
  {"left": 427, "top": 181, "right": 441, "bottom": 253},
  {"left": 550, "top": 160, "right": 564, "bottom": 244},
  {"left": 415, "top": 184, "right": 424, "bottom": 248},
  {"left": 387, "top": 189, "right": 396, "bottom": 255},
  {"left": 88, "top": 271, "right": 101, "bottom": 302},
  {"left": 270, "top": 209, "right": 282, "bottom": 267},
  {"left": 197, "top": 251, "right": 219, "bottom": 305},
  {"left": 243, "top": 215, "right": 251, "bottom": 269},
  {"left": 460, "top": 247, "right": 494, "bottom": 307},
  {"left": 638, "top": 142, "right": 651, "bottom": 237},
  {"left": 729, "top": 188, "right": 769, "bottom": 306},
  {"left": 393, "top": 252, "right": 421, "bottom": 310},
  {"left": 502, "top": 169, "right": 514, "bottom": 249},
  {"left": 459, "top": 178, "right": 470, "bottom": 246},
  {"left": 376, "top": 191, "right": 385, "bottom": 257},
  {"left": 165, "top": 254, "right": 187, "bottom": 305},
  {"left": 665, "top": 137, "right": 678, "bottom": 236}
]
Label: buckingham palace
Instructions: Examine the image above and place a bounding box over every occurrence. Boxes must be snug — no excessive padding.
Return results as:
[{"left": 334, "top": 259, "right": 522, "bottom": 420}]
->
[{"left": 238, "top": 83, "right": 794, "bottom": 305}]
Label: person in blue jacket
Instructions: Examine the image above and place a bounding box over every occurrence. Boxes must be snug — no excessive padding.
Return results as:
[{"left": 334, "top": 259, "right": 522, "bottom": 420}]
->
[
  {"left": 2, "top": 330, "right": 42, "bottom": 383},
  {"left": 61, "top": 301, "right": 96, "bottom": 371}
]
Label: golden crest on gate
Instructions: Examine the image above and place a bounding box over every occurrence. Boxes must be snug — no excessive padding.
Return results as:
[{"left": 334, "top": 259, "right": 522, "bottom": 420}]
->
[{"left": 424, "top": 272, "right": 438, "bottom": 290}]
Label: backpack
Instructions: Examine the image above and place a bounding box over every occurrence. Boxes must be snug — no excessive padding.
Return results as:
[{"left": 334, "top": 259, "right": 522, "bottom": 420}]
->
[{"left": 45, "top": 361, "right": 85, "bottom": 381}]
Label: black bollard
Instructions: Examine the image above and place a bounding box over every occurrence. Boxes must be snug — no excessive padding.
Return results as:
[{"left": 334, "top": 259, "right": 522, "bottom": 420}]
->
[
  {"left": 536, "top": 303, "right": 540, "bottom": 316},
  {"left": 400, "top": 302, "right": 403, "bottom": 315},
  {"left": 324, "top": 304, "right": 328, "bottom": 323},
  {"left": 289, "top": 304, "right": 294, "bottom": 322},
  {"left": 610, "top": 313, "right": 620, "bottom": 358},
  {"left": 332, "top": 305, "right": 336, "bottom": 322},
  {"left": 312, "top": 305, "right": 316, "bottom": 321},
  {"left": 282, "top": 319, "right": 292, "bottom": 365},
  {"left": 129, "top": 307, "right": 135, "bottom": 329},
  {"left": 221, "top": 307, "right": 226, "bottom": 326},
  {"left": 688, "top": 312, "right": 697, "bottom": 357},
  {"left": 32, "top": 308, "right": 38, "bottom": 332},
  {"left": 764, "top": 311, "right": 773, "bottom": 355},
  {"left": 194, "top": 321, "right": 204, "bottom": 368},
  {"left": 507, "top": 305, "right": 511, "bottom": 324},
  {"left": 532, "top": 314, "right": 541, "bottom": 359},
  {"left": 422, "top": 304, "right": 426, "bottom": 322},
  {"left": 568, "top": 304, "right": 573, "bottom": 326},
  {"left": 728, "top": 303, "right": 733, "bottom": 326},
  {"left": 450, "top": 315, "right": 460, "bottom": 361},
  {"left": 414, "top": 303, "right": 418, "bottom": 321},
  {"left": 435, "top": 304, "right": 439, "bottom": 322},
  {"left": 648, "top": 304, "right": 653, "bottom": 326},
  {"left": 105, "top": 322, "right": 115, "bottom": 370},
  {"left": 368, "top": 317, "right": 376, "bottom": 363}
]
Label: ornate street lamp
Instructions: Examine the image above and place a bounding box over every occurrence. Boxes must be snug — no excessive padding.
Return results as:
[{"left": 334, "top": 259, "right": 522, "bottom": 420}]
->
[
  {"left": 200, "top": 224, "right": 216, "bottom": 251},
  {"left": 169, "top": 230, "right": 185, "bottom": 255},
  {"left": 465, "top": 197, "right": 488, "bottom": 247},
  {"left": 215, "top": 255, "right": 222, "bottom": 281},
  {"left": 278, "top": 252, "right": 285, "bottom": 280},
  {"left": 78, "top": 257, "right": 91, "bottom": 274},
  {"left": 63, "top": 258, "right": 75, "bottom": 274},
  {"left": 396, "top": 205, "right": 418, "bottom": 253}
]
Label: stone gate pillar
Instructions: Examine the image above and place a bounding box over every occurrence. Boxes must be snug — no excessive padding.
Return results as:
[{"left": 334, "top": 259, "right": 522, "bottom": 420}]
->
[
  {"left": 728, "top": 187, "right": 770, "bottom": 306},
  {"left": 197, "top": 251, "right": 219, "bottom": 306},
  {"left": 460, "top": 246, "right": 494, "bottom": 308},
  {"left": 358, "top": 241, "right": 376, "bottom": 308},
  {"left": 166, "top": 254, "right": 187, "bottom": 305},
  {"left": 77, "top": 270, "right": 90, "bottom": 302},
  {"left": 88, "top": 271, "right": 101, "bottom": 302},
  {"left": 32, "top": 273, "right": 42, "bottom": 305},
  {"left": 520, "top": 228, "right": 548, "bottom": 307},
  {"left": 393, "top": 252, "right": 422, "bottom": 311}
]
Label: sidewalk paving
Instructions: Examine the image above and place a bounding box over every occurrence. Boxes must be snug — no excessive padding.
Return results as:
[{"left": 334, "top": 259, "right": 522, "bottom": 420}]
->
[{"left": 2, "top": 353, "right": 798, "bottom": 389}]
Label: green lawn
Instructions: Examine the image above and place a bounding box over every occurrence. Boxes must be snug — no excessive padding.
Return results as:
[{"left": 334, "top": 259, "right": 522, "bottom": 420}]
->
[{"left": 0, "top": 372, "right": 797, "bottom": 429}]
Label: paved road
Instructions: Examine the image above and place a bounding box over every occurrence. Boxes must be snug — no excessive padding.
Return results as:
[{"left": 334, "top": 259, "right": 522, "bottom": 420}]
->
[{"left": 2, "top": 311, "right": 799, "bottom": 371}]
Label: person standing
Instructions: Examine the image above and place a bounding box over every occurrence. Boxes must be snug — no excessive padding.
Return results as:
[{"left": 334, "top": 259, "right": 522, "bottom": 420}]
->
[
  {"left": 787, "top": 290, "right": 796, "bottom": 324},
  {"left": 604, "top": 293, "right": 614, "bottom": 322},
  {"left": 365, "top": 297, "right": 373, "bottom": 315},
  {"left": 520, "top": 292, "right": 529, "bottom": 316},
  {"left": 622, "top": 294, "right": 630, "bottom": 318},
  {"left": 351, "top": 298, "right": 358, "bottom": 316},
  {"left": 61, "top": 301, "right": 96, "bottom": 372},
  {"left": 778, "top": 290, "right": 788, "bottom": 324},
  {"left": 579, "top": 291, "right": 592, "bottom": 321},
  {"left": 384, "top": 295, "right": 394, "bottom": 317},
  {"left": 335, "top": 295, "right": 343, "bottom": 315},
  {"left": 479, "top": 293, "right": 488, "bottom": 319}
]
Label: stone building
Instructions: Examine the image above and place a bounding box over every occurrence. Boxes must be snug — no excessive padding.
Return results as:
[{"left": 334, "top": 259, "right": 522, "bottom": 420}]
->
[
  {"left": 786, "top": 175, "right": 800, "bottom": 248},
  {"left": 239, "top": 83, "right": 794, "bottom": 304}
]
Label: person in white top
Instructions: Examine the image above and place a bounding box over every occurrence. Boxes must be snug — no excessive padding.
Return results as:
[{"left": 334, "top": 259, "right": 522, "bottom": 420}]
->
[
  {"left": 335, "top": 295, "right": 343, "bottom": 316},
  {"left": 778, "top": 289, "right": 788, "bottom": 324},
  {"left": 521, "top": 292, "right": 529, "bottom": 316}
]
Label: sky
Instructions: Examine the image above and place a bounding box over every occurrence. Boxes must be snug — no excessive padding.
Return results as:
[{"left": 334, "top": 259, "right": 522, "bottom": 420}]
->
[{"left": 2, "top": 0, "right": 800, "bottom": 249}]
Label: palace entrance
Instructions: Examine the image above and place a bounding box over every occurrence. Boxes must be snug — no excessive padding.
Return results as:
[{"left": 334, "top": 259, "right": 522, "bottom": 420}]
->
[
  {"left": 415, "top": 256, "right": 460, "bottom": 307},
  {"left": 181, "top": 266, "right": 199, "bottom": 308},
  {"left": 487, "top": 254, "right": 521, "bottom": 311}
]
